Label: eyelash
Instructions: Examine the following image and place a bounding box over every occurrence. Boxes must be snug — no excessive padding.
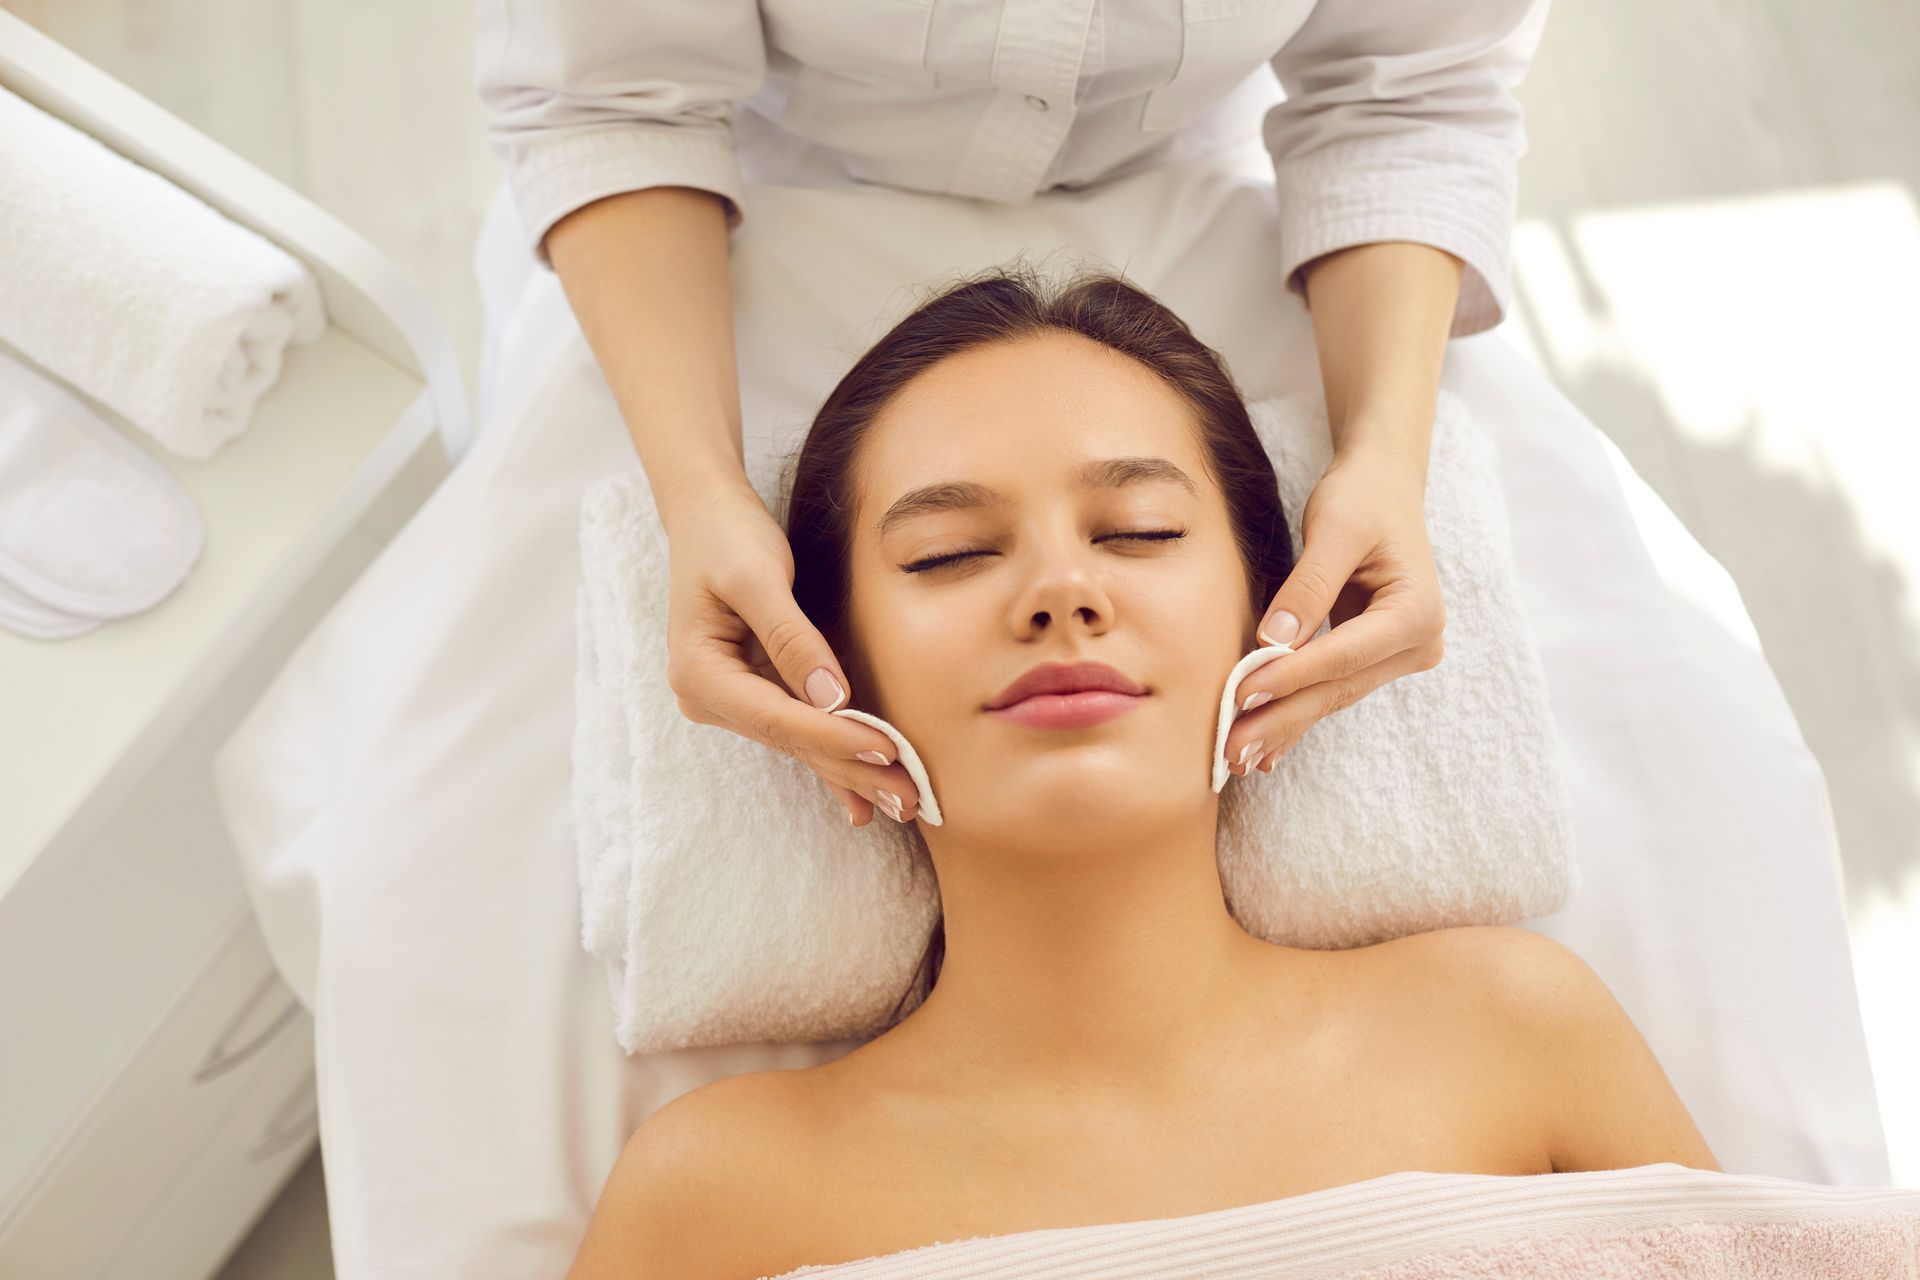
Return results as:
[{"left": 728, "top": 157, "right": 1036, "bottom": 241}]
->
[{"left": 901, "top": 529, "right": 1188, "bottom": 574}]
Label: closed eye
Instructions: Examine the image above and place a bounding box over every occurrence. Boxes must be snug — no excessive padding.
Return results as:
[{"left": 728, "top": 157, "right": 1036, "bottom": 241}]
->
[{"left": 901, "top": 529, "right": 1187, "bottom": 574}]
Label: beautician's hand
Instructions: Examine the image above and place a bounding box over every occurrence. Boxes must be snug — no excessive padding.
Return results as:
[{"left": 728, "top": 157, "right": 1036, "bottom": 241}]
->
[
  {"left": 661, "top": 480, "right": 923, "bottom": 828},
  {"left": 1224, "top": 449, "right": 1447, "bottom": 775}
]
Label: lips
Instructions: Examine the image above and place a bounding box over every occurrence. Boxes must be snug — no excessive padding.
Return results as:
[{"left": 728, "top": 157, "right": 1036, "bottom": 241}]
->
[{"left": 986, "top": 660, "right": 1147, "bottom": 710}]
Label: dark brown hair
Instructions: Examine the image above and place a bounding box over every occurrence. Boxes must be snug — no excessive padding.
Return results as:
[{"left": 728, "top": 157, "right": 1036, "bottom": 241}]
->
[{"left": 778, "top": 257, "right": 1295, "bottom": 1025}]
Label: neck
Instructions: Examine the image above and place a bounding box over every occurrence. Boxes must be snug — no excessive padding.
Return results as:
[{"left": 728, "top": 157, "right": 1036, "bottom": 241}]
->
[{"left": 891, "top": 807, "right": 1293, "bottom": 1097}]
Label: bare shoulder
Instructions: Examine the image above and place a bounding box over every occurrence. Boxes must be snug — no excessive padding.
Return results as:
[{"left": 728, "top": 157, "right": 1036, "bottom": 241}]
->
[
  {"left": 1379, "top": 924, "right": 1600, "bottom": 1021},
  {"left": 1355, "top": 923, "right": 1578, "bottom": 1039},
  {"left": 1391, "top": 925, "right": 1722, "bottom": 1175},
  {"left": 565, "top": 1069, "right": 815, "bottom": 1280}
]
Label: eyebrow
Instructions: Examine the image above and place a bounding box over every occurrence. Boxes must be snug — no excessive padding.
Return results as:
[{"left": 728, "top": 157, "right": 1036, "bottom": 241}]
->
[{"left": 875, "top": 455, "right": 1199, "bottom": 539}]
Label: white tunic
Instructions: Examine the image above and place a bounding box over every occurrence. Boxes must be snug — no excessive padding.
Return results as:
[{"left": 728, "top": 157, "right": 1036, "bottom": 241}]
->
[{"left": 475, "top": 0, "right": 1552, "bottom": 337}]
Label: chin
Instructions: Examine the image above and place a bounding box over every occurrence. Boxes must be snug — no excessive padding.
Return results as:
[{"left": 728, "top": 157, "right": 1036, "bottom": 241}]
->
[{"left": 1014, "top": 769, "right": 1169, "bottom": 816}]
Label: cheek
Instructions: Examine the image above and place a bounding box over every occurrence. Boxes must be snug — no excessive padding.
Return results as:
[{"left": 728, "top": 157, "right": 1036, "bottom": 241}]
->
[
  {"left": 847, "top": 585, "right": 949, "bottom": 717},
  {"left": 1151, "top": 551, "right": 1249, "bottom": 642},
  {"left": 1132, "top": 586, "right": 1244, "bottom": 709}
]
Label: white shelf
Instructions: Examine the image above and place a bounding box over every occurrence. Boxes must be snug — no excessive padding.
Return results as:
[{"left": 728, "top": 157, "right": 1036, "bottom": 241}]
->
[
  {"left": 0, "top": 6, "right": 468, "bottom": 895},
  {"left": 0, "top": 326, "right": 433, "bottom": 894},
  {"left": 0, "top": 9, "right": 472, "bottom": 1276}
]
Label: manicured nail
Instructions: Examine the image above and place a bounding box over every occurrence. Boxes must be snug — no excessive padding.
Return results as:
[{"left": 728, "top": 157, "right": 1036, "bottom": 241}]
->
[
  {"left": 876, "top": 789, "right": 905, "bottom": 822},
  {"left": 1240, "top": 691, "right": 1274, "bottom": 712},
  {"left": 857, "top": 749, "right": 892, "bottom": 766},
  {"left": 1236, "top": 740, "right": 1264, "bottom": 773},
  {"left": 806, "top": 667, "right": 847, "bottom": 710},
  {"left": 1258, "top": 611, "right": 1299, "bottom": 648}
]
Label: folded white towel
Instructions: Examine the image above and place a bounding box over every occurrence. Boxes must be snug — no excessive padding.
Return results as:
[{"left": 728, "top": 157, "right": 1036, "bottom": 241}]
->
[
  {"left": 0, "top": 85, "right": 325, "bottom": 461},
  {"left": 573, "top": 386, "right": 1578, "bottom": 1055},
  {"left": 1220, "top": 385, "right": 1581, "bottom": 952},
  {"left": 0, "top": 350, "right": 204, "bottom": 638}
]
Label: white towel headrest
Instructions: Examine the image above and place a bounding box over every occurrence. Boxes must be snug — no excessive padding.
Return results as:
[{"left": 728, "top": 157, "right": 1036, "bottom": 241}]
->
[{"left": 573, "top": 387, "right": 1579, "bottom": 1055}]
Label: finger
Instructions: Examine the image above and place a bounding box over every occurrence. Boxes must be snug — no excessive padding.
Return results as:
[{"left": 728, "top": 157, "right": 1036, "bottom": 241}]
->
[
  {"left": 724, "top": 571, "right": 857, "bottom": 713},
  {"left": 741, "top": 719, "right": 923, "bottom": 822},
  {"left": 1227, "top": 637, "right": 1437, "bottom": 766},
  {"left": 1257, "top": 527, "right": 1367, "bottom": 650},
  {"left": 688, "top": 651, "right": 927, "bottom": 821},
  {"left": 829, "top": 755, "right": 926, "bottom": 822},
  {"left": 688, "top": 567, "right": 892, "bottom": 765},
  {"left": 1237, "top": 591, "right": 1428, "bottom": 707},
  {"left": 1256, "top": 732, "right": 1300, "bottom": 773},
  {"left": 827, "top": 778, "right": 876, "bottom": 827},
  {"left": 778, "top": 729, "right": 925, "bottom": 820},
  {"left": 695, "top": 663, "right": 895, "bottom": 765}
]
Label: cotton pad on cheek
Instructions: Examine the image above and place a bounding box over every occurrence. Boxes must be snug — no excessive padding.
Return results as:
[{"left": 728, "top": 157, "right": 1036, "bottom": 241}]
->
[
  {"left": 830, "top": 707, "right": 945, "bottom": 826},
  {"left": 1212, "top": 643, "right": 1295, "bottom": 793}
]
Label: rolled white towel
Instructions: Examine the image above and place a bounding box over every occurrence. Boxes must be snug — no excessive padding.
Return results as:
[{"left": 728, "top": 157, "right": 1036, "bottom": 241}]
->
[{"left": 0, "top": 84, "right": 325, "bottom": 461}]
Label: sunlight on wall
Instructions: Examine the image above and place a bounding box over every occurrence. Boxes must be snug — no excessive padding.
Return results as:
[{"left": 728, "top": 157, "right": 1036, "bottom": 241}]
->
[
  {"left": 1513, "top": 183, "right": 1920, "bottom": 592},
  {"left": 1507, "top": 184, "right": 1920, "bottom": 1188}
]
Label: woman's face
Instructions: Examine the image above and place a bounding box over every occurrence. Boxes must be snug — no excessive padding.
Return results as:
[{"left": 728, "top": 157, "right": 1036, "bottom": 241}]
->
[{"left": 843, "top": 328, "right": 1255, "bottom": 845}]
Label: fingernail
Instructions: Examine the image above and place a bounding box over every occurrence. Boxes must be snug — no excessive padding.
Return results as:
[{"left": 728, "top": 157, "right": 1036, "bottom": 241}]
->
[
  {"left": 1258, "top": 611, "right": 1299, "bottom": 648},
  {"left": 857, "top": 750, "right": 892, "bottom": 766},
  {"left": 806, "top": 667, "right": 846, "bottom": 710},
  {"left": 876, "top": 789, "right": 906, "bottom": 822},
  {"left": 1236, "top": 739, "right": 1264, "bottom": 773},
  {"left": 847, "top": 807, "right": 857, "bottom": 825},
  {"left": 1239, "top": 691, "right": 1274, "bottom": 712}
]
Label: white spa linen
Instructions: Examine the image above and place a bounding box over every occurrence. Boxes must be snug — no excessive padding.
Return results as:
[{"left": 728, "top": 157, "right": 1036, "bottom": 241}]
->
[
  {"left": 0, "top": 351, "right": 204, "bottom": 638},
  {"left": 761, "top": 1163, "right": 1920, "bottom": 1278},
  {"left": 0, "top": 84, "right": 325, "bottom": 461},
  {"left": 572, "top": 384, "right": 1577, "bottom": 1056}
]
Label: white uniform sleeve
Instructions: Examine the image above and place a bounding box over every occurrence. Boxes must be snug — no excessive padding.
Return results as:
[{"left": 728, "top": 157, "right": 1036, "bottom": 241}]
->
[
  {"left": 1263, "top": 0, "right": 1552, "bottom": 338},
  {"left": 474, "top": 0, "right": 768, "bottom": 270}
]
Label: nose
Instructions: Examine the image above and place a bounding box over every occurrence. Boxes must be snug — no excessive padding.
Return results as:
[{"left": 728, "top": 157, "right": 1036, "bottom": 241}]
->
[
  {"left": 1009, "top": 539, "right": 1116, "bottom": 639},
  {"left": 1024, "top": 599, "right": 1102, "bottom": 634}
]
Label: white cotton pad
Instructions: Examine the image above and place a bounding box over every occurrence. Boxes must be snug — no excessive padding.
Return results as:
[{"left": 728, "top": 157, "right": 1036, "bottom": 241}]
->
[
  {"left": 1212, "top": 643, "right": 1296, "bottom": 793},
  {"left": 830, "top": 706, "right": 945, "bottom": 826},
  {"left": 0, "top": 571, "right": 103, "bottom": 640},
  {"left": 0, "top": 351, "right": 205, "bottom": 619}
]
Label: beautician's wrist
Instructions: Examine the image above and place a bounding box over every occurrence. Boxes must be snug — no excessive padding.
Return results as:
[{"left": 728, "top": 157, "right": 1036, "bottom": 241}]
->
[
  {"left": 654, "top": 456, "right": 762, "bottom": 533},
  {"left": 1329, "top": 423, "right": 1431, "bottom": 493}
]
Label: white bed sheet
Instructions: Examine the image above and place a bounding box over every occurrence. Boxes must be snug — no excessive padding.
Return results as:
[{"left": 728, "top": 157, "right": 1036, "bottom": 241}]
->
[{"left": 211, "top": 135, "right": 1891, "bottom": 1279}]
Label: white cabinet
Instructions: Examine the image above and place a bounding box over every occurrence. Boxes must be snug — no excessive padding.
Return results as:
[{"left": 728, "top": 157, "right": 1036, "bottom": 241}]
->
[
  {"left": 2, "top": 912, "right": 316, "bottom": 1278},
  {"left": 0, "top": 10, "right": 468, "bottom": 1275}
]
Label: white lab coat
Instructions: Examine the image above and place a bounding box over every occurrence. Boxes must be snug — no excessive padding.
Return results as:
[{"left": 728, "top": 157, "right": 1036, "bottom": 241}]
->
[{"left": 475, "top": 0, "right": 1552, "bottom": 337}]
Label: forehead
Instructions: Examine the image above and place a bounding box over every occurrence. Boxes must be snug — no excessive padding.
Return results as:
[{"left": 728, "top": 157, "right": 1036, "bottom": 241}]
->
[{"left": 857, "top": 331, "right": 1209, "bottom": 537}]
